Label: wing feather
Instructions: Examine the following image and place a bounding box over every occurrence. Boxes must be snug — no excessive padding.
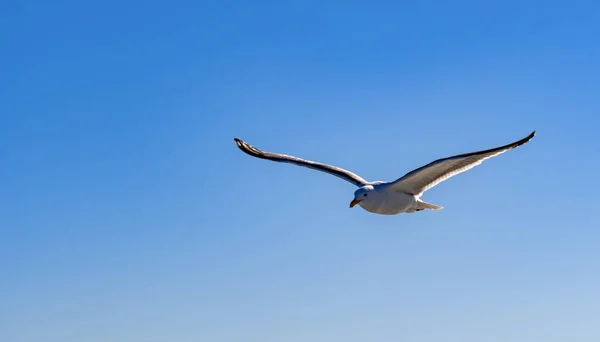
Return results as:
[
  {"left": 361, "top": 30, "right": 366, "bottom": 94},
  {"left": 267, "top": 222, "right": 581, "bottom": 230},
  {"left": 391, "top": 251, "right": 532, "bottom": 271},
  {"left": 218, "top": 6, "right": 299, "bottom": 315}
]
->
[
  {"left": 390, "top": 131, "right": 535, "bottom": 195},
  {"left": 234, "top": 138, "right": 369, "bottom": 187}
]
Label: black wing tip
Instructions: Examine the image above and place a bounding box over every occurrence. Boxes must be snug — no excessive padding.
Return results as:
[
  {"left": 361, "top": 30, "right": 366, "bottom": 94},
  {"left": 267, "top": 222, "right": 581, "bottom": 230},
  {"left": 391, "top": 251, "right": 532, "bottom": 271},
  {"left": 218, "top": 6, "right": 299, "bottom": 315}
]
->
[
  {"left": 517, "top": 130, "right": 536, "bottom": 146},
  {"left": 506, "top": 130, "right": 536, "bottom": 150},
  {"left": 233, "top": 137, "right": 248, "bottom": 151},
  {"left": 234, "top": 137, "right": 251, "bottom": 150},
  {"left": 233, "top": 137, "right": 263, "bottom": 157}
]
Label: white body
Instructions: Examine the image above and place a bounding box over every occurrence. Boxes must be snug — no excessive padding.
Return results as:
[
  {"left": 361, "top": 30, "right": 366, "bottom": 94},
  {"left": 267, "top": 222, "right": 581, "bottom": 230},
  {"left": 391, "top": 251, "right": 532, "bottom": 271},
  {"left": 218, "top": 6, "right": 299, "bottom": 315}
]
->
[{"left": 354, "top": 183, "right": 416, "bottom": 215}]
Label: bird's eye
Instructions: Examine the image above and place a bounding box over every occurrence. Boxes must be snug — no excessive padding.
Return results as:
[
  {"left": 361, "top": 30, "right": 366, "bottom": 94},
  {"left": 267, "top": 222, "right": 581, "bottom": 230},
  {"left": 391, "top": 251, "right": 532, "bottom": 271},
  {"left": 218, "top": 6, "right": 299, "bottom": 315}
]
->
[{"left": 363, "top": 194, "right": 368, "bottom": 197}]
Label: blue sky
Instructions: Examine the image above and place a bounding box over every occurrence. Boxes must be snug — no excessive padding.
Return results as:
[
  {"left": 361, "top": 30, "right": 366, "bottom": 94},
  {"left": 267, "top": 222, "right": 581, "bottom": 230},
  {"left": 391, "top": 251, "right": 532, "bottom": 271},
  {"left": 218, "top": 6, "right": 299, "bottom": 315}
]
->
[{"left": 2, "top": 0, "right": 600, "bottom": 341}]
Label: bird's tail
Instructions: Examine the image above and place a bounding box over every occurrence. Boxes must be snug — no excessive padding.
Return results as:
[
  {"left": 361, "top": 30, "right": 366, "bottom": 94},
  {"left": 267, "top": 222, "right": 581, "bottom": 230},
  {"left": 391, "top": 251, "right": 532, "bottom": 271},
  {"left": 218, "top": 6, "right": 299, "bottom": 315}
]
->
[{"left": 415, "top": 200, "right": 444, "bottom": 211}]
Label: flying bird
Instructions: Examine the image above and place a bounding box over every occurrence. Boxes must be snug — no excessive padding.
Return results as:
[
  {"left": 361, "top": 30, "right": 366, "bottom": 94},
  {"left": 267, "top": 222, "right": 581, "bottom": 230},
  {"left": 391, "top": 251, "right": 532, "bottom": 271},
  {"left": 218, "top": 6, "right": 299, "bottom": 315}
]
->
[{"left": 234, "top": 131, "right": 535, "bottom": 215}]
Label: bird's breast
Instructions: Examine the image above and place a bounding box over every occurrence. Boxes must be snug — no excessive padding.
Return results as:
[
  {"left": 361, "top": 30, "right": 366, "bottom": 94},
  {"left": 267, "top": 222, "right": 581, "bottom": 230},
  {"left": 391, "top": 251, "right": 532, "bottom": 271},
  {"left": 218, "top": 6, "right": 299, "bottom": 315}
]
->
[{"left": 359, "top": 191, "right": 417, "bottom": 215}]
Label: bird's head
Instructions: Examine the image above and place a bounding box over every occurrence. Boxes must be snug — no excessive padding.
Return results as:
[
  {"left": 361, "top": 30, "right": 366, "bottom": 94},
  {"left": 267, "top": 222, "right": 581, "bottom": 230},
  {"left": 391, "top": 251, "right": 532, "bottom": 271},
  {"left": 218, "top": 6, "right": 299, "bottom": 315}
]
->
[{"left": 350, "top": 186, "right": 374, "bottom": 208}]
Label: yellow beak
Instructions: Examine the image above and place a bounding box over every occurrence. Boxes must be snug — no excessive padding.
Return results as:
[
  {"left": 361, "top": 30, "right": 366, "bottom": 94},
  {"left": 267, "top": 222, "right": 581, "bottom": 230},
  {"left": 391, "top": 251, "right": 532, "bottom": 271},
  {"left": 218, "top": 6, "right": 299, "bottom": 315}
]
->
[{"left": 349, "top": 198, "right": 361, "bottom": 208}]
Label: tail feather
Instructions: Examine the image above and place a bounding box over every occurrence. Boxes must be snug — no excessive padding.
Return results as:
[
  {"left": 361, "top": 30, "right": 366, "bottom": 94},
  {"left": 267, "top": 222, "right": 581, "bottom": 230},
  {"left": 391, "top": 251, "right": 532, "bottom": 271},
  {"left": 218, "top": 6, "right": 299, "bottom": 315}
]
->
[{"left": 415, "top": 200, "right": 443, "bottom": 211}]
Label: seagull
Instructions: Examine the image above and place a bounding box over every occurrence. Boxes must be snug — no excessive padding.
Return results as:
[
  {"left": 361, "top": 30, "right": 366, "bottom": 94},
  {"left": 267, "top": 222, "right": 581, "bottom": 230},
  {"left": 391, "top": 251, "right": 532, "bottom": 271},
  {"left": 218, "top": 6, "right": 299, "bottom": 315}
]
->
[{"left": 234, "top": 131, "right": 535, "bottom": 215}]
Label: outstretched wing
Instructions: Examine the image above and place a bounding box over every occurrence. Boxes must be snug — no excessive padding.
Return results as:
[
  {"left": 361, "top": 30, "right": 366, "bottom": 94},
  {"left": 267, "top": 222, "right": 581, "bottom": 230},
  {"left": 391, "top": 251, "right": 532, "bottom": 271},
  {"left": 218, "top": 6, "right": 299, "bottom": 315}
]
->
[
  {"left": 234, "top": 138, "right": 369, "bottom": 187},
  {"left": 390, "top": 131, "right": 535, "bottom": 195}
]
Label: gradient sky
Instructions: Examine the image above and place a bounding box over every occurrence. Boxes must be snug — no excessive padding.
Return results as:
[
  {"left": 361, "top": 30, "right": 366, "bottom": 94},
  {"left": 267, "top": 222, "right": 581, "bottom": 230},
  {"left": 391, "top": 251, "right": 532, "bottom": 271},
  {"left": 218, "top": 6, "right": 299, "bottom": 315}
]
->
[{"left": 2, "top": 1, "right": 600, "bottom": 341}]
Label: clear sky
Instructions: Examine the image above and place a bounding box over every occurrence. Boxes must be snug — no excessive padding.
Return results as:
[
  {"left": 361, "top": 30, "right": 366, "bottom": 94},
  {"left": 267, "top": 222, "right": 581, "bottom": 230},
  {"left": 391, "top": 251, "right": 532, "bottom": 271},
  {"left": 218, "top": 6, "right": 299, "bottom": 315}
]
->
[{"left": 2, "top": 1, "right": 600, "bottom": 341}]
